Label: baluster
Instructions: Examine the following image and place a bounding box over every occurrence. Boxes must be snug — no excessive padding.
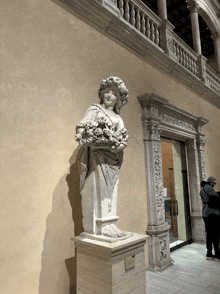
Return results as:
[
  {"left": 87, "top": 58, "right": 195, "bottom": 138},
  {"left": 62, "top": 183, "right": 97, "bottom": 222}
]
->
[
  {"left": 173, "top": 42, "right": 177, "bottom": 56},
  {"left": 150, "top": 21, "right": 155, "bottom": 43},
  {"left": 155, "top": 24, "right": 159, "bottom": 46},
  {"left": 179, "top": 49, "right": 183, "bottom": 65},
  {"left": 124, "top": 0, "right": 130, "bottom": 22},
  {"left": 146, "top": 16, "right": 150, "bottom": 39},
  {"left": 186, "top": 54, "right": 189, "bottom": 70},
  {"left": 192, "top": 60, "right": 195, "bottom": 75},
  {"left": 136, "top": 8, "right": 141, "bottom": 31},
  {"left": 188, "top": 57, "right": 192, "bottom": 72},
  {"left": 176, "top": 45, "right": 180, "bottom": 61},
  {"left": 119, "top": 0, "right": 124, "bottom": 17},
  {"left": 183, "top": 51, "right": 186, "bottom": 68},
  {"left": 141, "top": 12, "right": 146, "bottom": 35},
  {"left": 130, "top": 3, "right": 135, "bottom": 27}
]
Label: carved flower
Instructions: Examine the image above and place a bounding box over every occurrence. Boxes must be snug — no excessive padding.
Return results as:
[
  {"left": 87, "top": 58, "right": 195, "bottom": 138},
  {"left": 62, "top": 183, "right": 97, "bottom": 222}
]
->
[
  {"left": 75, "top": 133, "right": 82, "bottom": 142},
  {"left": 94, "top": 128, "right": 103, "bottom": 136},
  {"left": 97, "top": 117, "right": 107, "bottom": 128},
  {"left": 103, "top": 128, "right": 113, "bottom": 137}
]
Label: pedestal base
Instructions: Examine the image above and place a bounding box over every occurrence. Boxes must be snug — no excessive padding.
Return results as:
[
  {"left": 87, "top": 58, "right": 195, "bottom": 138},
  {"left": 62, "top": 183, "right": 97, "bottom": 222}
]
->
[
  {"left": 75, "top": 233, "right": 149, "bottom": 294},
  {"left": 147, "top": 222, "right": 173, "bottom": 271}
]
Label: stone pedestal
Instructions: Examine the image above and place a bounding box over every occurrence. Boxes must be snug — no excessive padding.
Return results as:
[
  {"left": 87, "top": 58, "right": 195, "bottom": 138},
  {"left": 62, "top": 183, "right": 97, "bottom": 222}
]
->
[{"left": 75, "top": 233, "right": 149, "bottom": 294}]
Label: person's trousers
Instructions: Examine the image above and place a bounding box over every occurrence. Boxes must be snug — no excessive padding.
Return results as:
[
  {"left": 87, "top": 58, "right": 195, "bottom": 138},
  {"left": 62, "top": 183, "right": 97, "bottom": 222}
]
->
[{"left": 203, "top": 214, "right": 220, "bottom": 256}]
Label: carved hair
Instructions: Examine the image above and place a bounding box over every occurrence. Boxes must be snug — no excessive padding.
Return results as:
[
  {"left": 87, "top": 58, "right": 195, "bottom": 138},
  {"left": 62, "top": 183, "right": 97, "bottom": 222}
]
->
[{"left": 98, "top": 76, "right": 129, "bottom": 114}]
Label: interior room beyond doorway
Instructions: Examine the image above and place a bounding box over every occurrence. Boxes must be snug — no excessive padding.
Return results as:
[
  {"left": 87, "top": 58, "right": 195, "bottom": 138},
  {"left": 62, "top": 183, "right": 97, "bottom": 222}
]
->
[{"left": 161, "top": 138, "right": 192, "bottom": 251}]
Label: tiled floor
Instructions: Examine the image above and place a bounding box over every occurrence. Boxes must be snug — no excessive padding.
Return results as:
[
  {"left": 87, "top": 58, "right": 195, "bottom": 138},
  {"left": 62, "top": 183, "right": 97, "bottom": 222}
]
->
[{"left": 146, "top": 243, "right": 220, "bottom": 294}]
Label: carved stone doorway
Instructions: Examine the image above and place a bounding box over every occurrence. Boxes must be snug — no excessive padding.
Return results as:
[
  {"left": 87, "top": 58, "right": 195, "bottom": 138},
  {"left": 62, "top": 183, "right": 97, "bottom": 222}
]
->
[{"left": 138, "top": 93, "right": 208, "bottom": 271}]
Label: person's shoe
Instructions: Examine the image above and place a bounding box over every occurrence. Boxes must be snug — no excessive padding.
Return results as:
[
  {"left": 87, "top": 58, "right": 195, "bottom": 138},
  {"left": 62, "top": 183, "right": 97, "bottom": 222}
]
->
[
  {"left": 206, "top": 253, "right": 215, "bottom": 260},
  {"left": 213, "top": 255, "right": 220, "bottom": 262}
]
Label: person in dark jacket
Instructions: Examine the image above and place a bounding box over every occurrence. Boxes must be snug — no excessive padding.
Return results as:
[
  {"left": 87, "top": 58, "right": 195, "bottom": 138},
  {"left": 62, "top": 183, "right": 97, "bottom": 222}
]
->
[{"left": 200, "top": 176, "right": 220, "bottom": 261}]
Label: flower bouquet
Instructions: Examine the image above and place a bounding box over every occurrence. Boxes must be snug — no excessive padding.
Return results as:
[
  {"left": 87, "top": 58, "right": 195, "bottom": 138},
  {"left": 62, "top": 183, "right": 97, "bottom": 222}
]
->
[{"left": 75, "top": 118, "right": 129, "bottom": 149}]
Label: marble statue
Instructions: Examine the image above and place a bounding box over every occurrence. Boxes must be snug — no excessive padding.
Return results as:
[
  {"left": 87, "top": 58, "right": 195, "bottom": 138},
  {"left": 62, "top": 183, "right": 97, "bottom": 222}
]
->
[{"left": 75, "top": 76, "right": 131, "bottom": 240}]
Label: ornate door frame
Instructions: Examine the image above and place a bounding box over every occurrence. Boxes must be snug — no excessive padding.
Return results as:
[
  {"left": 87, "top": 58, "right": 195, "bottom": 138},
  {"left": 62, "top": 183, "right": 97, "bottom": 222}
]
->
[{"left": 138, "top": 92, "right": 208, "bottom": 271}]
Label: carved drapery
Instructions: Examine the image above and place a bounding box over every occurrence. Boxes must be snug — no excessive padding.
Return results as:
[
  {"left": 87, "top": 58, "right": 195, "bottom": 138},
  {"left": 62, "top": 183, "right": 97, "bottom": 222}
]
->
[{"left": 138, "top": 92, "right": 208, "bottom": 270}]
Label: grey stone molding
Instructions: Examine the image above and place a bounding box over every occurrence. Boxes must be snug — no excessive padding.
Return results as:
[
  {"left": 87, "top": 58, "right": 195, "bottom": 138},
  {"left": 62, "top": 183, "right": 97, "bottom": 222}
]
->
[
  {"left": 138, "top": 92, "right": 208, "bottom": 271},
  {"left": 59, "top": 0, "right": 220, "bottom": 108}
]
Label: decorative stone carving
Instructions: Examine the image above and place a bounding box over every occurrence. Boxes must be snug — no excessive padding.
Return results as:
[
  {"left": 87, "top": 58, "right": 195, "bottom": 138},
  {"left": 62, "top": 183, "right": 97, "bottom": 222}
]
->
[
  {"left": 149, "top": 123, "right": 162, "bottom": 141},
  {"left": 160, "top": 237, "right": 167, "bottom": 260},
  {"left": 163, "top": 114, "right": 196, "bottom": 132},
  {"left": 197, "top": 136, "right": 207, "bottom": 181},
  {"left": 138, "top": 92, "right": 208, "bottom": 270},
  {"left": 187, "top": 0, "right": 200, "bottom": 14},
  {"left": 75, "top": 76, "right": 132, "bottom": 241}
]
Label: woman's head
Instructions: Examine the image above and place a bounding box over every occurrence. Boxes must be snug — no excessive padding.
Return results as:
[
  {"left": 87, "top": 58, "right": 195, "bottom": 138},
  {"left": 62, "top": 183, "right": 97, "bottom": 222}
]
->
[{"left": 98, "top": 76, "right": 129, "bottom": 114}]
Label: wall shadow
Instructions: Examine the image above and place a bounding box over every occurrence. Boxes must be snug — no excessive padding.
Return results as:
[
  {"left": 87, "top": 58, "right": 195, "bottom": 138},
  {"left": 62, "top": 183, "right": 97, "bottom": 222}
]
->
[{"left": 39, "top": 146, "right": 83, "bottom": 294}]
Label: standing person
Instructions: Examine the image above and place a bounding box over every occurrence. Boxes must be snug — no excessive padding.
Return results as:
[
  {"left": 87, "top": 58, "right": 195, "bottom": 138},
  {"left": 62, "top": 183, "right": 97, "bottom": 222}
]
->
[{"left": 200, "top": 176, "right": 220, "bottom": 261}]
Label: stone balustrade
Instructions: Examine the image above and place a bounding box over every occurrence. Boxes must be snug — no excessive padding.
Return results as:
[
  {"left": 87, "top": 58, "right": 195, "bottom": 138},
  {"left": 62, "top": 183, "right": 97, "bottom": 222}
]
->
[
  {"left": 59, "top": 0, "right": 220, "bottom": 107},
  {"left": 206, "top": 65, "right": 220, "bottom": 95},
  {"left": 118, "top": 0, "right": 161, "bottom": 47},
  {"left": 172, "top": 34, "right": 199, "bottom": 77},
  {"left": 115, "top": 0, "right": 220, "bottom": 95}
]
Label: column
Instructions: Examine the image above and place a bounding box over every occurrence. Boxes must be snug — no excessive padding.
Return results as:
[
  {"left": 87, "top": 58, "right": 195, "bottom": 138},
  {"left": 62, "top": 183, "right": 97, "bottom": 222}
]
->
[
  {"left": 157, "top": 0, "right": 167, "bottom": 19},
  {"left": 211, "top": 32, "right": 220, "bottom": 74},
  {"left": 187, "top": 0, "right": 202, "bottom": 55}
]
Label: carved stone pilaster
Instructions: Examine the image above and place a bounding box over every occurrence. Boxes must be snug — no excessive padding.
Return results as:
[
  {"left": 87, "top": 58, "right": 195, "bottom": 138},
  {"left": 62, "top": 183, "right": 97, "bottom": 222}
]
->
[
  {"left": 197, "top": 136, "right": 206, "bottom": 181},
  {"left": 186, "top": 138, "right": 205, "bottom": 242},
  {"left": 97, "top": 0, "right": 120, "bottom": 17},
  {"left": 160, "top": 20, "right": 177, "bottom": 61},
  {"left": 196, "top": 117, "right": 209, "bottom": 182},
  {"left": 198, "top": 55, "right": 207, "bottom": 83}
]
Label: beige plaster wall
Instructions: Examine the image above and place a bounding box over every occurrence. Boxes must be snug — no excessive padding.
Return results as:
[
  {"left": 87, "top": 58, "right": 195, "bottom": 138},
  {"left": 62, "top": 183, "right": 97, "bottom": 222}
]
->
[{"left": 1, "top": 1, "right": 220, "bottom": 293}]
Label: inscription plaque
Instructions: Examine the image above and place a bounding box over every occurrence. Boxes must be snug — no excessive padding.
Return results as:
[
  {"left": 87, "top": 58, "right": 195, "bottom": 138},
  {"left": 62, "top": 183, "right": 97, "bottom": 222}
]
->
[{"left": 125, "top": 255, "right": 135, "bottom": 271}]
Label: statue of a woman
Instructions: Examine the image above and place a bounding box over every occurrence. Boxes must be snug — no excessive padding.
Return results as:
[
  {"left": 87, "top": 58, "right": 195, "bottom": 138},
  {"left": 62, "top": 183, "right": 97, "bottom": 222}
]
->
[{"left": 75, "top": 77, "right": 130, "bottom": 239}]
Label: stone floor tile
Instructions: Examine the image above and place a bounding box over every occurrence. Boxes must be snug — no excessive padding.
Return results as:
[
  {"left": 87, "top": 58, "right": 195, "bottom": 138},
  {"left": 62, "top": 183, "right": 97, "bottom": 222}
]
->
[
  {"left": 145, "top": 243, "right": 220, "bottom": 294},
  {"left": 204, "top": 282, "right": 220, "bottom": 293},
  {"left": 167, "top": 263, "right": 205, "bottom": 277}
]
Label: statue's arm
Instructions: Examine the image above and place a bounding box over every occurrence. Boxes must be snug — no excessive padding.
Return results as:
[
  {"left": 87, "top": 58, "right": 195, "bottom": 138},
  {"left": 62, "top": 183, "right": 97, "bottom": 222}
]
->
[{"left": 116, "top": 117, "right": 124, "bottom": 132}]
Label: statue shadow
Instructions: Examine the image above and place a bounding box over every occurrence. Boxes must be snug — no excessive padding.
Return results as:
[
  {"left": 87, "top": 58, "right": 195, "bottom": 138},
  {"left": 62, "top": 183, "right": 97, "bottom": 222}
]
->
[{"left": 39, "top": 146, "right": 83, "bottom": 294}]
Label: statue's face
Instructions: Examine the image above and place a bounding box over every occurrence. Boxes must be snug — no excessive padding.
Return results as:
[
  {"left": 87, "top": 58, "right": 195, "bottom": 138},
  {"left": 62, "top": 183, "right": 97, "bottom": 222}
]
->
[{"left": 102, "top": 88, "right": 118, "bottom": 108}]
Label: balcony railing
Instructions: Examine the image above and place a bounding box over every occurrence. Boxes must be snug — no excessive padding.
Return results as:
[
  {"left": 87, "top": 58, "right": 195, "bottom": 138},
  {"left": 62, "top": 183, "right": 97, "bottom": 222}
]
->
[
  {"left": 115, "top": 0, "right": 220, "bottom": 95},
  {"left": 172, "top": 34, "right": 199, "bottom": 78},
  {"left": 206, "top": 65, "right": 220, "bottom": 95},
  {"left": 119, "top": 0, "right": 161, "bottom": 47},
  {"left": 59, "top": 0, "right": 220, "bottom": 106}
]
